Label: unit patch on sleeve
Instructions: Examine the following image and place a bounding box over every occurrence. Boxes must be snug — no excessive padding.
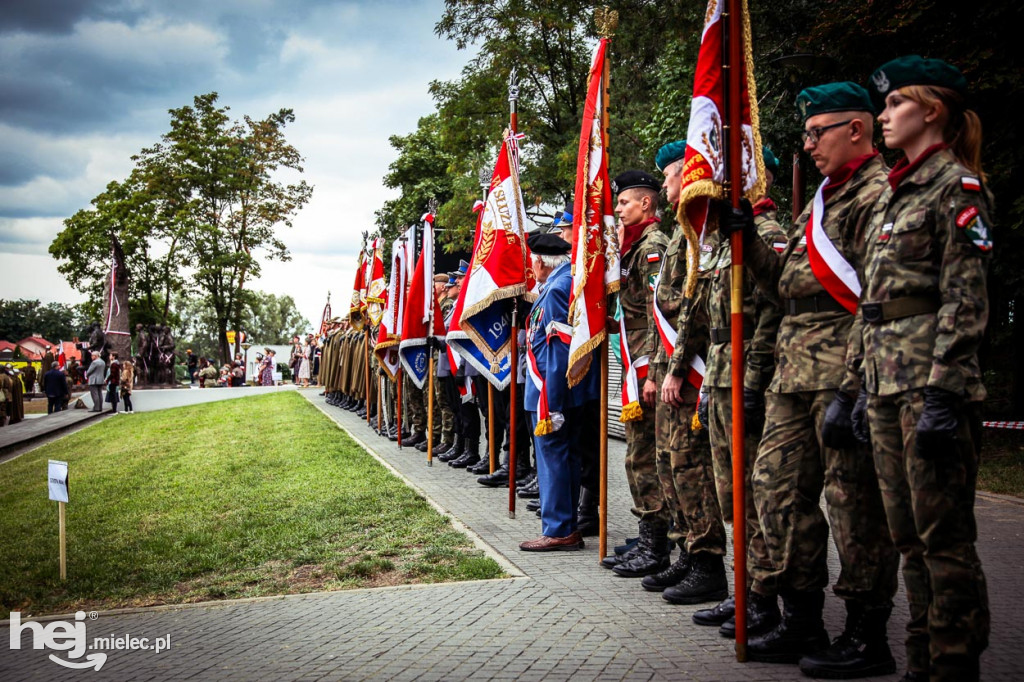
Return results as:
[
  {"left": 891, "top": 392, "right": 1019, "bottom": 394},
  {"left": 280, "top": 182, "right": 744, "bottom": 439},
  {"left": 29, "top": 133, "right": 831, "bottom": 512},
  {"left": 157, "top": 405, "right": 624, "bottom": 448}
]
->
[{"left": 956, "top": 206, "right": 992, "bottom": 252}]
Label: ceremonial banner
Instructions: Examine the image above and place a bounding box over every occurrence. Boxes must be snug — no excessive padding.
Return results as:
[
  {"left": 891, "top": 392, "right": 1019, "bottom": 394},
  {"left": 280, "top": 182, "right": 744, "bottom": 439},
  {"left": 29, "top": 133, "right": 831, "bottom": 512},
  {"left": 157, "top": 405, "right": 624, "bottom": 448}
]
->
[
  {"left": 456, "top": 131, "right": 535, "bottom": 388},
  {"left": 676, "top": 0, "right": 764, "bottom": 295},
  {"left": 375, "top": 227, "right": 415, "bottom": 379},
  {"left": 447, "top": 201, "right": 515, "bottom": 389},
  {"left": 366, "top": 238, "right": 386, "bottom": 326},
  {"left": 56, "top": 340, "right": 67, "bottom": 370},
  {"left": 349, "top": 249, "right": 367, "bottom": 330},
  {"left": 318, "top": 297, "right": 332, "bottom": 337},
  {"left": 398, "top": 216, "right": 444, "bottom": 389},
  {"left": 567, "top": 38, "right": 620, "bottom": 387}
]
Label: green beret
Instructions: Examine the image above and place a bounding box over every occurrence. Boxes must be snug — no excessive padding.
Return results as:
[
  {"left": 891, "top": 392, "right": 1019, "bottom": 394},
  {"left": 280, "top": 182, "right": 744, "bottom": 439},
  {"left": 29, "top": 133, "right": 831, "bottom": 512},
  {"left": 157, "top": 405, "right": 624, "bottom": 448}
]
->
[
  {"left": 655, "top": 140, "right": 687, "bottom": 172},
  {"left": 868, "top": 55, "right": 967, "bottom": 111},
  {"left": 762, "top": 146, "right": 780, "bottom": 177},
  {"left": 796, "top": 82, "right": 874, "bottom": 122}
]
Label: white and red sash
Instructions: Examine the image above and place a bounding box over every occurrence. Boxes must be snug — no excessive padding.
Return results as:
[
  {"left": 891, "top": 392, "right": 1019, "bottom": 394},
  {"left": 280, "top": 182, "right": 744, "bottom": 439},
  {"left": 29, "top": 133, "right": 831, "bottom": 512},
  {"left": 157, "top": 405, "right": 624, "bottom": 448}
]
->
[
  {"left": 805, "top": 178, "right": 860, "bottom": 314},
  {"left": 653, "top": 266, "right": 706, "bottom": 391},
  {"left": 618, "top": 313, "right": 649, "bottom": 423}
]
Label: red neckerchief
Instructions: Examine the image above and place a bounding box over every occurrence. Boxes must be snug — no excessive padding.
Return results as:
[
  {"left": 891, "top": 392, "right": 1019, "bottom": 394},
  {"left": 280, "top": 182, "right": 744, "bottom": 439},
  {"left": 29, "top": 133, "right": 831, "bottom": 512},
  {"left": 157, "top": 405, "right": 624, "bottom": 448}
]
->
[
  {"left": 823, "top": 151, "right": 880, "bottom": 202},
  {"left": 620, "top": 216, "right": 661, "bottom": 257},
  {"left": 888, "top": 143, "right": 948, "bottom": 190},
  {"left": 752, "top": 197, "right": 777, "bottom": 217}
]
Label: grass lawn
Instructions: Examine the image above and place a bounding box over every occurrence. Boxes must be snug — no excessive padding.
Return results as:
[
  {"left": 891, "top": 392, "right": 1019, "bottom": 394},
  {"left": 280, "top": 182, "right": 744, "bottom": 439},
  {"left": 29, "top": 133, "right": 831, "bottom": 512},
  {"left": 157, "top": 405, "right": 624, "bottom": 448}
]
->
[
  {"left": 978, "top": 429, "right": 1024, "bottom": 497},
  {"left": 0, "top": 391, "right": 505, "bottom": 619}
]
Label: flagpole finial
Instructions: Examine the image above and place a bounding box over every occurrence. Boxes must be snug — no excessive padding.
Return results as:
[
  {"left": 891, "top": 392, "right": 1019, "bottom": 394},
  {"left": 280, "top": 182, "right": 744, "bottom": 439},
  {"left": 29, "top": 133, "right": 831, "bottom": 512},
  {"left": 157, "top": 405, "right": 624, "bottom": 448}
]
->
[
  {"left": 508, "top": 67, "right": 520, "bottom": 104},
  {"left": 427, "top": 197, "right": 439, "bottom": 215},
  {"left": 595, "top": 6, "right": 618, "bottom": 37}
]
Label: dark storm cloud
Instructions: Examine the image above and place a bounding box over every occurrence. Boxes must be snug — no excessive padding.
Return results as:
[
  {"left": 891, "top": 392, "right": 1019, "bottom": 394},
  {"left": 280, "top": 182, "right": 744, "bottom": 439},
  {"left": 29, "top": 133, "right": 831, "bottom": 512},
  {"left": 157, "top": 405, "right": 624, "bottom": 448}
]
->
[{"left": 0, "top": 0, "right": 110, "bottom": 34}]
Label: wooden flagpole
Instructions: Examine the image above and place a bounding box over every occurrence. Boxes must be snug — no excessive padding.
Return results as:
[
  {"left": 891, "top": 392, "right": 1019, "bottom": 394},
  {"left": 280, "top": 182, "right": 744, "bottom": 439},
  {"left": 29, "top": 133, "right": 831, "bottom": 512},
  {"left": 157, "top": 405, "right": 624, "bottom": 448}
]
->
[
  {"left": 364, "top": 329, "right": 371, "bottom": 424},
  {"left": 596, "top": 6, "right": 617, "bottom": 562},
  {"left": 507, "top": 69, "right": 520, "bottom": 518},
  {"left": 397, "top": 367, "right": 404, "bottom": 449},
  {"left": 427, "top": 355, "right": 435, "bottom": 466},
  {"left": 723, "top": 0, "right": 748, "bottom": 661}
]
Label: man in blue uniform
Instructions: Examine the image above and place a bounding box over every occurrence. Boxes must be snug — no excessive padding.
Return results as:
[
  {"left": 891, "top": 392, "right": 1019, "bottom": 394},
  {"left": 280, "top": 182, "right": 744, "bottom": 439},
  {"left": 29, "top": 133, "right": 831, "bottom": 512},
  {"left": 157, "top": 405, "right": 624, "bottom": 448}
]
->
[{"left": 519, "top": 233, "right": 600, "bottom": 551}]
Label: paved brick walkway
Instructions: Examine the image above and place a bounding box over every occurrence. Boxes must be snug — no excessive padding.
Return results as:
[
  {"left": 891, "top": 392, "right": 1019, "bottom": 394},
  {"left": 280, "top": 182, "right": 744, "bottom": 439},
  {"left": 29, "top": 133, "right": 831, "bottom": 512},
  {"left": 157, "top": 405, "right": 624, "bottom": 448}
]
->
[{"left": 2, "top": 389, "right": 1020, "bottom": 680}]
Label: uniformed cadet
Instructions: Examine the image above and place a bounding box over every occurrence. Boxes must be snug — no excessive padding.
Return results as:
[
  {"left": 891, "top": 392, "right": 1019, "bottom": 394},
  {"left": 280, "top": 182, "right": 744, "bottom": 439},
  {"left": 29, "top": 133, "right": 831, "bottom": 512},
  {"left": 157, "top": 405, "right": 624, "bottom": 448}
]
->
[
  {"left": 726, "top": 82, "right": 899, "bottom": 671},
  {"left": 600, "top": 170, "right": 672, "bottom": 577},
  {"left": 833, "top": 57, "right": 991, "bottom": 682},
  {"left": 519, "top": 233, "right": 598, "bottom": 551},
  {"left": 638, "top": 141, "right": 729, "bottom": 604}
]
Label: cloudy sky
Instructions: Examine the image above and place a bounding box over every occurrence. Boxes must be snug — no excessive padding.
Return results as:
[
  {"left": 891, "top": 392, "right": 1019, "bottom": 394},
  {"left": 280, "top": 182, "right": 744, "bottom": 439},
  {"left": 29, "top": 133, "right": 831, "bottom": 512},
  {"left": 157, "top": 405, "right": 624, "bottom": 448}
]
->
[{"left": 0, "top": 0, "right": 469, "bottom": 331}]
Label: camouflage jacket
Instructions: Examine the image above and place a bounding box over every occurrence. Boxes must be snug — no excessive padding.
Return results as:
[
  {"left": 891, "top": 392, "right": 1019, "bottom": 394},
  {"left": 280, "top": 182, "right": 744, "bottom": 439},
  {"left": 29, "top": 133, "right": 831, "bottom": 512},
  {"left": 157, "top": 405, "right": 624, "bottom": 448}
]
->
[
  {"left": 843, "top": 148, "right": 991, "bottom": 401},
  {"left": 705, "top": 209, "right": 787, "bottom": 390},
  {"left": 619, "top": 220, "right": 670, "bottom": 363},
  {"left": 667, "top": 238, "right": 715, "bottom": 380},
  {"left": 747, "top": 154, "right": 888, "bottom": 394}
]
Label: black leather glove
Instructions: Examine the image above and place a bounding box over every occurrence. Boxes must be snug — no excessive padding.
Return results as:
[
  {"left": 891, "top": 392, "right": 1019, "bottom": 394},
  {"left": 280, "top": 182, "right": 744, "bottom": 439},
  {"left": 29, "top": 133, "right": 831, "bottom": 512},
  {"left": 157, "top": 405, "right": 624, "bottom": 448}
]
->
[
  {"left": 822, "top": 390, "right": 857, "bottom": 450},
  {"left": 743, "top": 387, "right": 765, "bottom": 436},
  {"left": 916, "top": 386, "right": 960, "bottom": 459},
  {"left": 697, "top": 390, "right": 710, "bottom": 430},
  {"left": 851, "top": 387, "right": 870, "bottom": 445},
  {"left": 718, "top": 199, "right": 755, "bottom": 241}
]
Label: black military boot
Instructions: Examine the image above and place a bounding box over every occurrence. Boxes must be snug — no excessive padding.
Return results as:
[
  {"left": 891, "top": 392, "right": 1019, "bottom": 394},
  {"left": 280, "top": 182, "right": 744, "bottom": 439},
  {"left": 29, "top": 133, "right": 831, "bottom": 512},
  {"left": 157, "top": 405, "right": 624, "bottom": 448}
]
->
[
  {"left": 435, "top": 437, "right": 457, "bottom": 459},
  {"left": 693, "top": 596, "right": 735, "bottom": 627},
  {"left": 350, "top": 399, "right": 365, "bottom": 413},
  {"left": 576, "top": 488, "right": 599, "bottom": 537},
  {"left": 449, "top": 439, "right": 480, "bottom": 469},
  {"left": 612, "top": 520, "right": 670, "bottom": 577},
  {"left": 641, "top": 545, "right": 690, "bottom": 592},
  {"left": 798, "top": 602, "right": 896, "bottom": 679},
  {"left": 437, "top": 435, "right": 464, "bottom": 462},
  {"left": 467, "top": 454, "right": 492, "bottom": 475},
  {"left": 477, "top": 449, "right": 510, "bottom": 486},
  {"left": 719, "top": 590, "right": 781, "bottom": 638},
  {"left": 747, "top": 590, "right": 830, "bottom": 664},
  {"left": 414, "top": 437, "right": 431, "bottom": 452},
  {"left": 661, "top": 552, "right": 728, "bottom": 604},
  {"left": 404, "top": 431, "right": 426, "bottom": 447}
]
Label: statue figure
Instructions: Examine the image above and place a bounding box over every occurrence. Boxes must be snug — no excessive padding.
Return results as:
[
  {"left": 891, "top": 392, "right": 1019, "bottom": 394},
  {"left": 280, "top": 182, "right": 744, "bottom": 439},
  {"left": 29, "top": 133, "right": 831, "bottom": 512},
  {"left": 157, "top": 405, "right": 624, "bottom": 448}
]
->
[
  {"left": 101, "top": 235, "right": 132, "bottom": 362},
  {"left": 157, "top": 325, "right": 176, "bottom": 384}
]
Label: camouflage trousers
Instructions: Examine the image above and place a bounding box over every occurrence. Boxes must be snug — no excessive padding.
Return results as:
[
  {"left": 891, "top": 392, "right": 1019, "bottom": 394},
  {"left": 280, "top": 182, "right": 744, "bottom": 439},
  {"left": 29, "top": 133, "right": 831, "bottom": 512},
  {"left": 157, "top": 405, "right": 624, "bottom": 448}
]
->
[
  {"left": 709, "top": 386, "right": 775, "bottom": 594},
  {"left": 624, "top": 396, "right": 669, "bottom": 525},
  {"left": 753, "top": 389, "right": 897, "bottom": 605},
  {"left": 435, "top": 373, "right": 455, "bottom": 442},
  {"left": 403, "top": 375, "right": 427, "bottom": 434},
  {"left": 652, "top": 364, "right": 726, "bottom": 555},
  {"left": 868, "top": 390, "right": 989, "bottom": 681}
]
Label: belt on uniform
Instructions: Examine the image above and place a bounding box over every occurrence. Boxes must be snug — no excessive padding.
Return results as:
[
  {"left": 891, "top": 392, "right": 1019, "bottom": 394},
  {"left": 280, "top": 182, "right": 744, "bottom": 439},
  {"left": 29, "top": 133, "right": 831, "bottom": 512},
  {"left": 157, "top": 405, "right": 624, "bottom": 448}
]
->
[
  {"left": 861, "top": 296, "right": 940, "bottom": 324},
  {"left": 623, "top": 318, "right": 648, "bottom": 331},
  {"left": 709, "top": 323, "right": 754, "bottom": 345},
  {"left": 783, "top": 293, "right": 848, "bottom": 316}
]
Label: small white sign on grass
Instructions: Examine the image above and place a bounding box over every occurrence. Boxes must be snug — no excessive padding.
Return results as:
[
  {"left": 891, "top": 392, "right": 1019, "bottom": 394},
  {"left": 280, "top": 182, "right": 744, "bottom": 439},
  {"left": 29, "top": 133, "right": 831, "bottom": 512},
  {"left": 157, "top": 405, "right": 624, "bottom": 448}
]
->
[{"left": 48, "top": 460, "right": 68, "bottom": 503}]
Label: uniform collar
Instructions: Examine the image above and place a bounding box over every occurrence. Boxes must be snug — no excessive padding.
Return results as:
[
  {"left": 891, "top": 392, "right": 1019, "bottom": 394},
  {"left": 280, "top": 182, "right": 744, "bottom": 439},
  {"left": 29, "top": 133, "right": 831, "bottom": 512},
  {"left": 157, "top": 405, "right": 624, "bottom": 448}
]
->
[
  {"left": 888, "top": 143, "right": 948, "bottom": 190},
  {"left": 620, "top": 216, "right": 661, "bottom": 257}
]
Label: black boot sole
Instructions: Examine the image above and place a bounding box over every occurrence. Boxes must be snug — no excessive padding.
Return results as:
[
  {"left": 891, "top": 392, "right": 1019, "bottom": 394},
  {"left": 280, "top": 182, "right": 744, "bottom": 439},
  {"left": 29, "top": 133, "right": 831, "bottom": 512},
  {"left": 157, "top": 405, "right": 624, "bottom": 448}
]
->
[{"left": 663, "top": 586, "right": 729, "bottom": 605}]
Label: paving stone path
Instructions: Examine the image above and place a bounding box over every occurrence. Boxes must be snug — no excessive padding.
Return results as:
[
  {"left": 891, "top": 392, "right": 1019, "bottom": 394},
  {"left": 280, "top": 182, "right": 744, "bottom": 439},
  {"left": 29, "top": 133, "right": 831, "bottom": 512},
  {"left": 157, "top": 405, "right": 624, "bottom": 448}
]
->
[{"left": 2, "top": 388, "right": 1020, "bottom": 680}]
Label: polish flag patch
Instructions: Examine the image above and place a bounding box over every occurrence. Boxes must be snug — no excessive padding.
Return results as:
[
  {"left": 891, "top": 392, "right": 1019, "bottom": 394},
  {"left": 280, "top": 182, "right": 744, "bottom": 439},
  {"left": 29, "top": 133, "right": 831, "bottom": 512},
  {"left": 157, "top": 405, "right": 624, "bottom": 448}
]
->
[
  {"left": 961, "top": 177, "right": 981, "bottom": 192},
  {"left": 647, "top": 253, "right": 661, "bottom": 263},
  {"left": 772, "top": 241, "right": 786, "bottom": 253}
]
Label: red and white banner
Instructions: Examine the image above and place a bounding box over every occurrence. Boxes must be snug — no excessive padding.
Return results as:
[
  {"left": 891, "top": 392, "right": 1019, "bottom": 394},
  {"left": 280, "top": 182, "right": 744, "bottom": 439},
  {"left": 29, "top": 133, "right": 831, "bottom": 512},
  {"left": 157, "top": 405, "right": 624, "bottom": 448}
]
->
[
  {"left": 459, "top": 131, "right": 535, "bottom": 364},
  {"left": 374, "top": 226, "right": 415, "bottom": 379},
  {"left": 57, "top": 339, "right": 67, "bottom": 370},
  {"left": 398, "top": 216, "right": 445, "bottom": 389},
  {"left": 567, "top": 38, "right": 619, "bottom": 387},
  {"left": 366, "top": 238, "right": 387, "bottom": 326},
  {"left": 805, "top": 178, "right": 860, "bottom": 314},
  {"left": 676, "top": 0, "right": 764, "bottom": 294},
  {"left": 349, "top": 249, "right": 367, "bottom": 330}
]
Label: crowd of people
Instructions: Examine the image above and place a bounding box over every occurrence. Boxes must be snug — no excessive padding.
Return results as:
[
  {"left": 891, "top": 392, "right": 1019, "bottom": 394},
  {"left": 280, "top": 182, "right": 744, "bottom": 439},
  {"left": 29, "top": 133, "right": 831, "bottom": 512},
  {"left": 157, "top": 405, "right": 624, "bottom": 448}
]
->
[{"left": 318, "top": 59, "right": 991, "bottom": 682}]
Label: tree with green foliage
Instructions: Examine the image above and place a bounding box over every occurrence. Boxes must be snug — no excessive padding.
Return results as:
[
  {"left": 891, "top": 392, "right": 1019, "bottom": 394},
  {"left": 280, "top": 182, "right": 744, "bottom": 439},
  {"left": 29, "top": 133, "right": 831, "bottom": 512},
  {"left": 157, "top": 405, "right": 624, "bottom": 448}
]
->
[{"left": 0, "top": 299, "right": 89, "bottom": 343}]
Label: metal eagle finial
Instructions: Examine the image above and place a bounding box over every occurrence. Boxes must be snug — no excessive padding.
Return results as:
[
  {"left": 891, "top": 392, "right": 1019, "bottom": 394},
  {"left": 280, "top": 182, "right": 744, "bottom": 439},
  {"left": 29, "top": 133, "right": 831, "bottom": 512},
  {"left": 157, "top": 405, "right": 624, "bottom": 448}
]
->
[{"left": 595, "top": 6, "right": 618, "bottom": 37}]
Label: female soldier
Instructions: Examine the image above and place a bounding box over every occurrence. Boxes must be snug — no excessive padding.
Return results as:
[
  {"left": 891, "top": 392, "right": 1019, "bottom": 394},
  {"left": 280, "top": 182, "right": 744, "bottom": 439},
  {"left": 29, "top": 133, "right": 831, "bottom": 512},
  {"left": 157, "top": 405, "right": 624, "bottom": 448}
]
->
[{"left": 847, "top": 56, "right": 991, "bottom": 682}]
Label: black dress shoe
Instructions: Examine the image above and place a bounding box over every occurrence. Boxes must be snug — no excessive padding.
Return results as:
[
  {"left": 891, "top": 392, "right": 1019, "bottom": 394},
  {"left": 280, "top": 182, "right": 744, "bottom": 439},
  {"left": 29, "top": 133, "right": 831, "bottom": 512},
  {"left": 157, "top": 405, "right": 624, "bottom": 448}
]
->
[
  {"left": 517, "top": 481, "right": 540, "bottom": 499},
  {"left": 525, "top": 498, "right": 541, "bottom": 512},
  {"left": 516, "top": 473, "right": 536, "bottom": 489}
]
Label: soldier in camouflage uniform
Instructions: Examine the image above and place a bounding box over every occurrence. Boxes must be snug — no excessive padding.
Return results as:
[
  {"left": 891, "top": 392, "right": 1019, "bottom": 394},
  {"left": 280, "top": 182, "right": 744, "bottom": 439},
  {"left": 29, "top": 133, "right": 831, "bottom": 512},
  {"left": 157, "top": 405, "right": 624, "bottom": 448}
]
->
[
  {"left": 637, "top": 141, "right": 728, "bottom": 604},
  {"left": 599, "top": 170, "right": 672, "bottom": 578},
  {"left": 729, "top": 82, "right": 898, "bottom": 671},
  {"left": 832, "top": 57, "right": 990, "bottom": 682},
  {"left": 689, "top": 148, "right": 787, "bottom": 635},
  {"left": 419, "top": 274, "right": 453, "bottom": 453}
]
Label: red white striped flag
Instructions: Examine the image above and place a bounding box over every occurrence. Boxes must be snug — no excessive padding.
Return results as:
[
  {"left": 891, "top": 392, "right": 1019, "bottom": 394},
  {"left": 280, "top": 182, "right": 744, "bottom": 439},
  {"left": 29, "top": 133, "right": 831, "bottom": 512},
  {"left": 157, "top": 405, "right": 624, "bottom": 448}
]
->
[
  {"left": 567, "top": 38, "right": 620, "bottom": 387},
  {"left": 677, "top": 0, "right": 765, "bottom": 295}
]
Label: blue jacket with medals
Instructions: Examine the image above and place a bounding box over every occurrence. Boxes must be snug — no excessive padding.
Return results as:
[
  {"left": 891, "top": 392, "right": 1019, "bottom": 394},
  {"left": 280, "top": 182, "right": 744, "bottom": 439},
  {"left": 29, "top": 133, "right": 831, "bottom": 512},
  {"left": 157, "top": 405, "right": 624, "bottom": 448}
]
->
[{"left": 524, "top": 261, "right": 600, "bottom": 418}]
